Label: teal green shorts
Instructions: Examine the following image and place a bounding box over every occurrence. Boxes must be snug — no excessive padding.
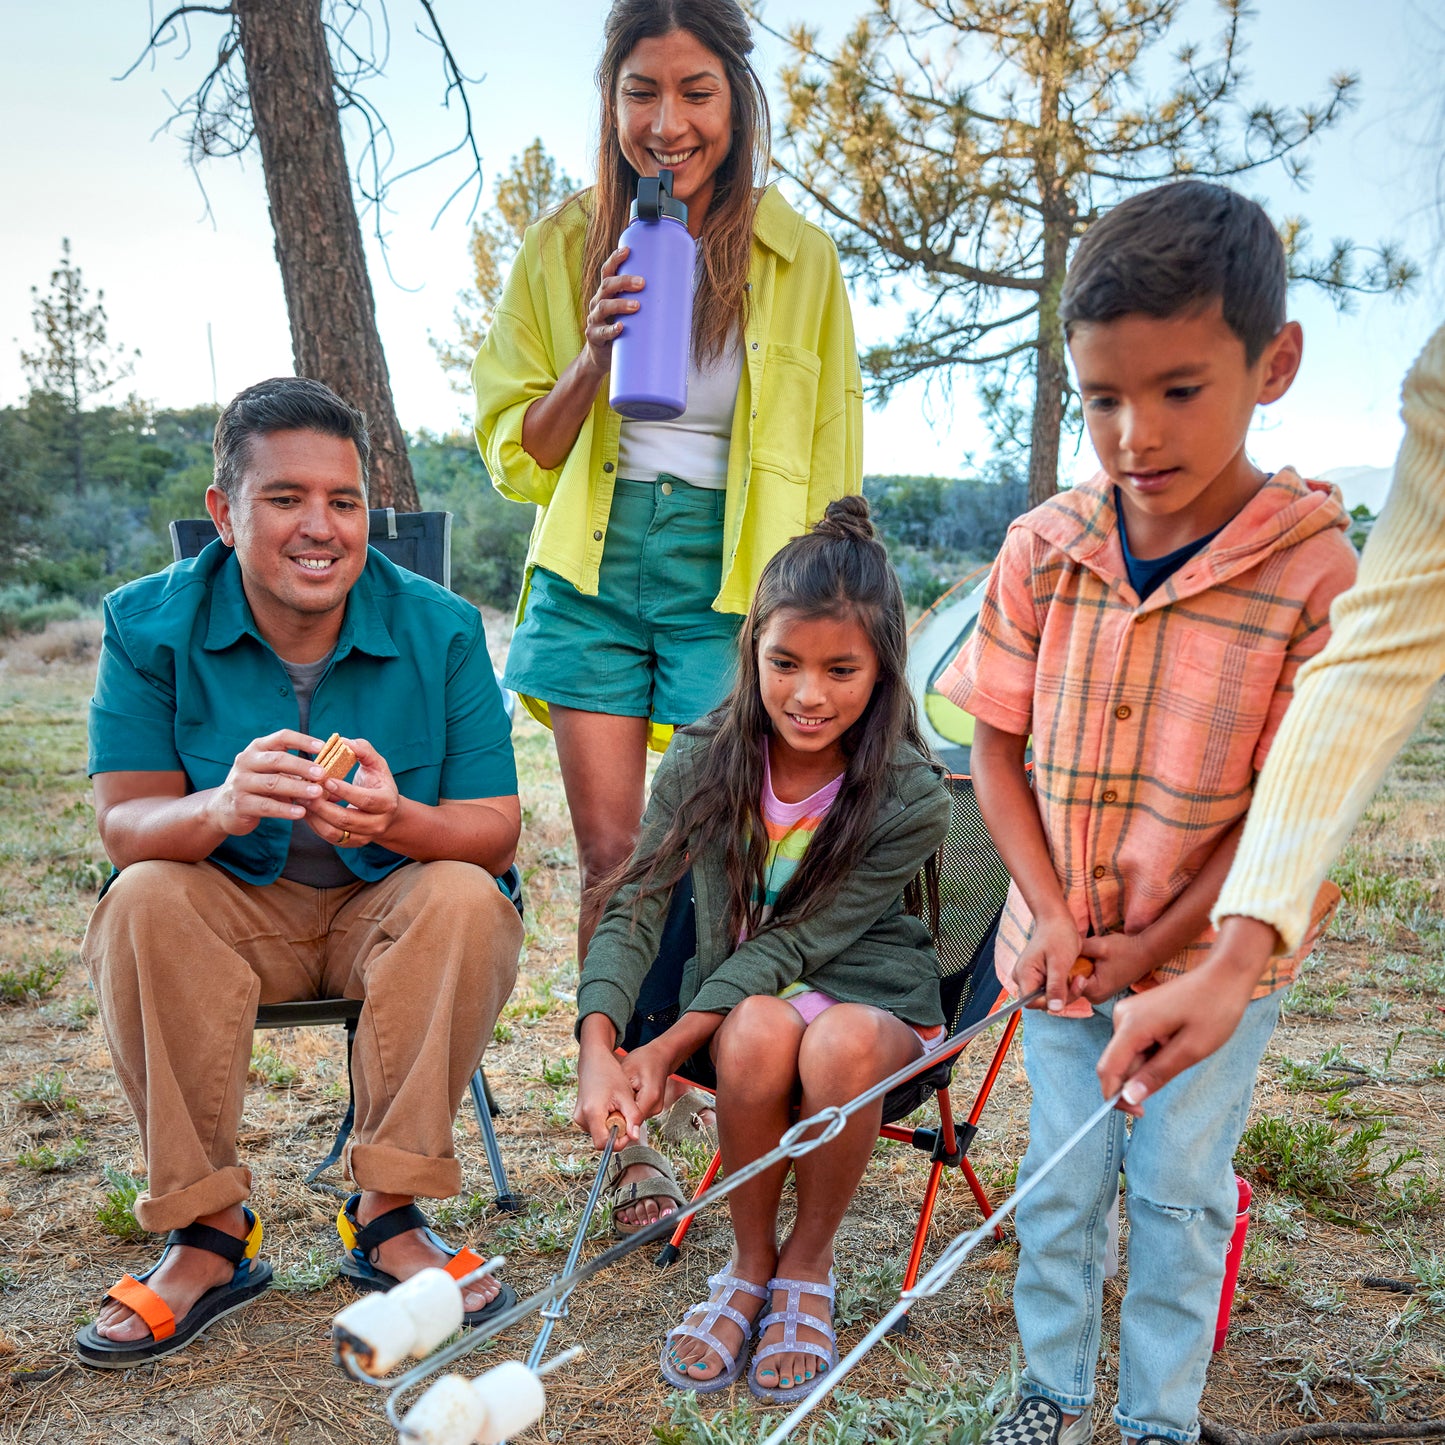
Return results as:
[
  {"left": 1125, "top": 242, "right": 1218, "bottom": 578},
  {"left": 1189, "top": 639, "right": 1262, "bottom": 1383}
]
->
[{"left": 505, "top": 477, "right": 742, "bottom": 727}]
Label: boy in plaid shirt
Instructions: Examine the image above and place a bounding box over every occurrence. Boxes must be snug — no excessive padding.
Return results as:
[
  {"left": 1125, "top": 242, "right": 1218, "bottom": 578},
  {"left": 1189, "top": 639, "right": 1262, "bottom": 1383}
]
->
[{"left": 941, "top": 182, "right": 1357, "bottom": 1445}]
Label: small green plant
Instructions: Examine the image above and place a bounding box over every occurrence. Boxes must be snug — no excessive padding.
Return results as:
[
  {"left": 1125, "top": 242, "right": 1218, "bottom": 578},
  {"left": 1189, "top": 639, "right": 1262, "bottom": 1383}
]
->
[
  {"left": 38, "top": 993, "right": 97, "bottom": 1030},
  {"left": 654, "top": 1350, "right": 1021, "bottom": 1445},
  {"left": 1243, "top": 1233, "right": 1298, "bottom": 1288},
  {"left": 1276, "top": 1044, "right": 1370, "bottom": 1091},
  {"left": 17, "top": 1137, "right": 89, "bottom": 1172},
  {"left": 1290, "top": 1281, "right": 1346, "bottom": 1313},
  {"left": 834, "top": 1257, "right": 906, "bottom": 1328},
  {"left": 0, "top": 1264, "right": 20, "bottom": 1291},
  {"left": 248, "top": 1043, "right": 299, "bottom": 1088},
  {"left": 1405, "top": 1250, "right": 1445, "bottom": 1313},
  {"left": 433, "top": 1193, "right": 491, "bottom": 1232},
  {"left": 494, "top": 1199, "right": 593, "bottom": 1256},
  {"left": 12, "top": 1069, "right": 81, "bottom": 1116},
  {"left": 274, "top": 1246, "right": 340, "bottom": 1293},
  {"left": 1266, "top": 1339, "right": 1410, "bottom": 1419},
  {"left": 540, "top": 1054, "right": 577, "bottom": 1087},
  {"left": 1258, "top": 1197, "right": 1307, "bottom": 1241},
  {"left": 492, "top": 1019, "right": 514, "bottom": 1044},
  {"left": 1282, "top": 977, "right": 1351, "bottom": 1019},
  {"left": 0, "top": 948, "right": 68, "bottom": 1003},
  {"left": 1238, "top": 1115, "right": 1439, "bottom": 1223},
  {"left": 96, "top": 1165, "right": 147, "bottom": 1241}
]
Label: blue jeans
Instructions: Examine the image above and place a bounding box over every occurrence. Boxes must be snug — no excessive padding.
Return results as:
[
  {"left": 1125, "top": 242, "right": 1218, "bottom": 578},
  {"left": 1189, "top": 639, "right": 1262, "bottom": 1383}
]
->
[{"left": 1013, "top": 991, "right": 1281, "bottom": 1442}]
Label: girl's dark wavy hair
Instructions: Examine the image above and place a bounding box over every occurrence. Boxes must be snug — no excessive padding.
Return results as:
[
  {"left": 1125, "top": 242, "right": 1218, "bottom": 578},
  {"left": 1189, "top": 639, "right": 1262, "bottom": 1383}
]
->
[{"left": 597, "top": 495, "right": 941, "bottom": 940}]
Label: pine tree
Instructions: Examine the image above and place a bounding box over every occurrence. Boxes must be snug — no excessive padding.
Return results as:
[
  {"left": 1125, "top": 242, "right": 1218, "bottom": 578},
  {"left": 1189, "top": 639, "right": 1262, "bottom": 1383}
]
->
[
  {"left": 19, "top": 239, "right": 138, "bottom": 495},
  {"left": 766, "top": 0, "right": 1416, "bottom": 506},
  {"left": 433, "top": 139, "right": 580, "bottom": 388}
]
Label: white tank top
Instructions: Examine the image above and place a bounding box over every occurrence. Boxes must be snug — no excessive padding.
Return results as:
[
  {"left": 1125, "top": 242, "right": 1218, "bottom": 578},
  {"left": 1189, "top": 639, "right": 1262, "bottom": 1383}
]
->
[{"left": 616, "top": 334, "right": 743, "bottom": 489}]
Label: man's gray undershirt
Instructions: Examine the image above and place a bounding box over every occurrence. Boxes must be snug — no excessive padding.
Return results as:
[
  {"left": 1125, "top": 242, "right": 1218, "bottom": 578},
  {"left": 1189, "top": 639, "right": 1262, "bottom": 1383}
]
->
[{"left": 278, "top": 650, "right": 355, "bottom": 888}]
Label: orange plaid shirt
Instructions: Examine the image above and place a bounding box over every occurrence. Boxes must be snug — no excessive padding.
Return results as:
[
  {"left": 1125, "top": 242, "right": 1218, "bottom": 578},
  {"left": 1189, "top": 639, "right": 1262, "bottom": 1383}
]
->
[{"left": 940, "top": 469, "right": 1357, "bottom": 1003}]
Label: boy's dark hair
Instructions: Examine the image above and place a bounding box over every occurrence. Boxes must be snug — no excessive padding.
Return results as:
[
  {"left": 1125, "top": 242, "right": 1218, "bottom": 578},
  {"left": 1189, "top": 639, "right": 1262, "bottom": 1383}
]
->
[
  {"left": 595, "top": 495, "right": 939, "bottom": 942},
  {"left": 213, "top": 376, "right": 371, "bottom": 498},
  {"left": 1060, "top": 181, "right": 1287, "bottom": 363}
]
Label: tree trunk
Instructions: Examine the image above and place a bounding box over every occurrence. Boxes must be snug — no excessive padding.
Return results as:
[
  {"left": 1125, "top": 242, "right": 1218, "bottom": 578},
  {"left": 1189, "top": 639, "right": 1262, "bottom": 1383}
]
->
[
  {"left": 1026, "top": 218, "right": 1071, "bottom": 510},
  {"left": 1026, "top": 0, "right": 1072, "bottom": 511},
  {"left": 234, "top": 0, "right": 418, "bottom": 511}
]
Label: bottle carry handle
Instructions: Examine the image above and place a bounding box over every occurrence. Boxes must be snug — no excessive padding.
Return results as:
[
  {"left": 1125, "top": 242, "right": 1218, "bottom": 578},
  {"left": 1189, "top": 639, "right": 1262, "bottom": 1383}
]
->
[{"left": 636, "top": 168, "right": 674, "bottom": 222}]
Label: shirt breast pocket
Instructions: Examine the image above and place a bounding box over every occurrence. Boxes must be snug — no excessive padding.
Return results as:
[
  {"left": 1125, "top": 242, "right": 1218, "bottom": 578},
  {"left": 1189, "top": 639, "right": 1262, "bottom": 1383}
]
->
[
  {"left": 383, "top": 735, "right": 446, "bottom": 805},
  {"left": 751, "top": 344, "right": 822, "bottom": 484},
  {"left": 1145, "top": 627, "right": 1283, "bottom": 796},
  {"left": 176, "top": 727, "right": 262, "bottom": 794}
]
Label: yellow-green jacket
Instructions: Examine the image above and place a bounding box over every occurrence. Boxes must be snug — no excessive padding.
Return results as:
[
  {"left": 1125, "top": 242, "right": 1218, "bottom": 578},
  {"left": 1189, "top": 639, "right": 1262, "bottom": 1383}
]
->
[{"left": 471, "top": 186, "right": 863, "bottom": 622}]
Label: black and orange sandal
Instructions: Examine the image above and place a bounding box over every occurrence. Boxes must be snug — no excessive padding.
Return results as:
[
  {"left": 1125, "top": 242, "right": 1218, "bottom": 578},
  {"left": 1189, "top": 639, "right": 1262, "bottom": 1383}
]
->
[
  {"left": 75, "top": 1207, "right": 272, "bottom": 1369},
  {"left": 335, "top": 1193, "right": 515, "bottom": 1326}
]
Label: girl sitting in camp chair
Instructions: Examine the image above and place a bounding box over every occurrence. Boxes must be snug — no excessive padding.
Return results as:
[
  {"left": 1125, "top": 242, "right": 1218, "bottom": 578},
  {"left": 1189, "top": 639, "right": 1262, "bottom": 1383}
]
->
[{"left": 574, "top": 497, "right": 950, "bottom": 1403}]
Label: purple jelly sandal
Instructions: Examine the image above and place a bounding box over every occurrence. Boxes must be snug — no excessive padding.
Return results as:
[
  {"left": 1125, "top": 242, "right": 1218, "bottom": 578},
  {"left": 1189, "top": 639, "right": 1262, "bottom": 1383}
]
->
[
  {"left": 748, "top": 1271, "right": 838, "bottom": 1404},
  {"left": 660, "top": 1268, "right": 769, "bottom": 1394}
]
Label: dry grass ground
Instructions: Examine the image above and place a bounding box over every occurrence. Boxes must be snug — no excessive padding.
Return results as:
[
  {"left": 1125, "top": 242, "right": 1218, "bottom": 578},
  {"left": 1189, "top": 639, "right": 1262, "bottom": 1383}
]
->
[{"left": 0, "top": 618, "right": 1442, "bottom": 1445}]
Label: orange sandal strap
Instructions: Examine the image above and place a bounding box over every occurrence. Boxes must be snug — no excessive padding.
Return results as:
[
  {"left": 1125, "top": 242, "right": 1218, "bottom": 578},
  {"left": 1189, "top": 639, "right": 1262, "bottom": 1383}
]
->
[
  {"left": 106, "top": 1274, "right": 177, "bottom": 1342},
  {"left": 445, "top": 1247, "right": 485, "bottom": 1282}
]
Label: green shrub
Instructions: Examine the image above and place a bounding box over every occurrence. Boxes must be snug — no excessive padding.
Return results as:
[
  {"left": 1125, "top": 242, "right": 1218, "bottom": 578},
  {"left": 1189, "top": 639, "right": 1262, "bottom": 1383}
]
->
[{"left": 96, "top": 1166, "right": 147, "bottom": 1241}]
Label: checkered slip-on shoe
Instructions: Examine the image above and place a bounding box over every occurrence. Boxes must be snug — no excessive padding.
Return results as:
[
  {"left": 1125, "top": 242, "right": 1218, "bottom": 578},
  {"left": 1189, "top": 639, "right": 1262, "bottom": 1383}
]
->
[{"left": 988, "top": 1397, "right": 1094, "bottom": 1445}]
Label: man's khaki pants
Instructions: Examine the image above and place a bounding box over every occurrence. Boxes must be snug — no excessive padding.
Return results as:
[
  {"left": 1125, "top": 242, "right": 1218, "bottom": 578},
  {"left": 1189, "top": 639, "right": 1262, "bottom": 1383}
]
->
[{"left": 82, "top": 859, "right": 521, "bottom": 1233}]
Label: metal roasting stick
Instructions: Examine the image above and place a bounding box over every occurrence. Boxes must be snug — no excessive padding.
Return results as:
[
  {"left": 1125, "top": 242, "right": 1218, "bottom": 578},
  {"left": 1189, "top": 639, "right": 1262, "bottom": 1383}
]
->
[
  {"left": 526, "top": 1116, "right": 624, "bottom": 1369},
  {"left": 337, "top": 990, "right": 1047, "bottom": 1408},
  {"left": 757, "top": 1089, "right": 1125, "bottom": 1445}
]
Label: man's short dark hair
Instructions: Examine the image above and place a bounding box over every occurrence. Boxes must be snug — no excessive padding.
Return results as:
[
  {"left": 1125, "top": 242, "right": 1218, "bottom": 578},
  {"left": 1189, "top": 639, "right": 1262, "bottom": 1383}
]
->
[
  {"left": 213, "top": 377, "right": 371, "bottom": 498},
  {"left": 1059, "top": 181, "right": 1287, "bottom": 363}
]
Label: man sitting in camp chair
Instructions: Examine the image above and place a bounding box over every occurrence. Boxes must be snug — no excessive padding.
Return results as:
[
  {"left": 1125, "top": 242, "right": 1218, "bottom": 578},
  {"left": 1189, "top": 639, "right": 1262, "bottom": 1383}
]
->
[{"left": 76, "top": 377, "right": 524, "bottom": 1368}]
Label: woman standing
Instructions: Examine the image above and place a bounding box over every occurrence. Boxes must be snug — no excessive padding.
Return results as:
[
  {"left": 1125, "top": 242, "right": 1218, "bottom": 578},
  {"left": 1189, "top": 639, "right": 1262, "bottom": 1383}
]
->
[{"left": 473, "top": 0, "right": 862, "bottom": 1228}]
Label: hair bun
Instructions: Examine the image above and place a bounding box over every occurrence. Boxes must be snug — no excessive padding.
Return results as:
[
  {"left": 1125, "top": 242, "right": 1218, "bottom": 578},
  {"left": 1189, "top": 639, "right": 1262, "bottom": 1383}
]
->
[{"left": 812, "top": 495, "right": 876, "bottom": 543}]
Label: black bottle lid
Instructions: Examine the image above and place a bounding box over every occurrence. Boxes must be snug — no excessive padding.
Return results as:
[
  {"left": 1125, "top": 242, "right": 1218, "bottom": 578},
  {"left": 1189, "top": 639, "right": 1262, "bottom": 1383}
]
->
[{"left": 630, "top": 168, "right": 688, "bottom": 224}]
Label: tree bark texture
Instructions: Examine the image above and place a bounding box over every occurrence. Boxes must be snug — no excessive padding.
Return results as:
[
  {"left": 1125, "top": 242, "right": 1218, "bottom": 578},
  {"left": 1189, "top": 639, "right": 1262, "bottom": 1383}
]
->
[
  {"left": 1026, "top": 0, "right": 1072, "bottom": 511},
  {"left": 235, "top": 0, "right": 418, "bottom": 510},
  {"left": 1027, "top": 218, "right": 1071, "bottom": 510}
]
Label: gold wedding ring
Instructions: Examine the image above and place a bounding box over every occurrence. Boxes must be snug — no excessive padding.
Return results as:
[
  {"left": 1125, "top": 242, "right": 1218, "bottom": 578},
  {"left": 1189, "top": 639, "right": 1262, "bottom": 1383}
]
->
[{"left": 338, "top": 829, "right": 351, "bottom": 846}]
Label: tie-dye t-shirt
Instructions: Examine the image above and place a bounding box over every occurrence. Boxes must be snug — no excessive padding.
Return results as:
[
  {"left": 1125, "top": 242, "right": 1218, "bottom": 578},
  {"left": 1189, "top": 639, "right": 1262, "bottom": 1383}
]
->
[
  {"left": 754, "top": 748, "right": 844, "bottom": 932},
  {"left": 760, "top": 748, "right": 948, "bottom": 1050}
]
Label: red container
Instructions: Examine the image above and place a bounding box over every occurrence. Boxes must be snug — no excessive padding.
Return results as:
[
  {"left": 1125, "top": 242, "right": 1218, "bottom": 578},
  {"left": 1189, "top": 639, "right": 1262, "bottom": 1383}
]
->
[{"left": 1213, "top": 1174, "right": 1251, "bottom": 1352}]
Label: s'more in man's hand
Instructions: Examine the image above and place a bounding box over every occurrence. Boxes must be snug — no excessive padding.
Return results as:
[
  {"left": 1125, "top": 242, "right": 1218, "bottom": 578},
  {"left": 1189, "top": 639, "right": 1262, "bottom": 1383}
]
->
[{"left": 315, "top": 733, "right": 357, "bottom": 781}]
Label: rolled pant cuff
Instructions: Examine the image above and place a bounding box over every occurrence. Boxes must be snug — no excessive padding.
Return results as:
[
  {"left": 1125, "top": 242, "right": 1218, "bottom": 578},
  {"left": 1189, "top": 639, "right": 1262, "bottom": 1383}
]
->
[
  {"left": 1024, "top": 1380, "right": 1093, "bottom": 1414},
  {"left": 135, "top": 1164, "right": 252, "bottom": 1234},
  {"left": 349, "top": 1143, "right": 461, "bottom": 1200},
  {"left": 1114, "top": 1409, "right": 1197, "bottom": 1444}
]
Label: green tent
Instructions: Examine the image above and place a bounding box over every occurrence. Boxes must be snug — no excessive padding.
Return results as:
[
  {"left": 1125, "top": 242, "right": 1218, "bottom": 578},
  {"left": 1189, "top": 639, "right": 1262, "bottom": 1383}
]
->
[{"left": 907, "top": 567, "right": 990, "bottom": 774}]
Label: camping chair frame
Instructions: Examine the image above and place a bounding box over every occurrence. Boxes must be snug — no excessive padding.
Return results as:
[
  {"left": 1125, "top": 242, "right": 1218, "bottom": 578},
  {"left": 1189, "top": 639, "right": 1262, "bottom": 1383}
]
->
[
  {"left": 651, "top": 774, "right": 1019, "bottom": 1321},
  {"left": 170, "top": 510, "right": 522, "bottom": 1211}
]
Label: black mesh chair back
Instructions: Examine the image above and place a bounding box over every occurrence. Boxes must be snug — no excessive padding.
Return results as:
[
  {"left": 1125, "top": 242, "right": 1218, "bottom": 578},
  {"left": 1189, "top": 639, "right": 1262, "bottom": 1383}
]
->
[{"left": 881, "top": 773, "right": 1011, "bottom": 1123}]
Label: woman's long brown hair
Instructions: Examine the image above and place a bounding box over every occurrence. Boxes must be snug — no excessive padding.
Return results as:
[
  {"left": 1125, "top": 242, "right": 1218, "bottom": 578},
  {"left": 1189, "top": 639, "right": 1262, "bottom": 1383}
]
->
[
  {"left": 571, "top": 0, "right": 770, "bottom": 363},
  {"left": 595, "top": 496, "right": 942, "bottom": 942}
]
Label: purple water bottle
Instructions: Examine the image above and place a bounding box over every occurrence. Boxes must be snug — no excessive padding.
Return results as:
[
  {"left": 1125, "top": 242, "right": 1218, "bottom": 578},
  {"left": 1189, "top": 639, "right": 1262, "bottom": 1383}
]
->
[{"left": 610, "top": 169, "right": 695, "bottom": 420}]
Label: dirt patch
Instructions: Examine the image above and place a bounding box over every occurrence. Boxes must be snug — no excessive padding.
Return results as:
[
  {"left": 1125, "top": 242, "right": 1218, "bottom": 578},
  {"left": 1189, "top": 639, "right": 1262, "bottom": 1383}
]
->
[{"left": 0, "top": 642, "right": 1442, "bottom": 1444}]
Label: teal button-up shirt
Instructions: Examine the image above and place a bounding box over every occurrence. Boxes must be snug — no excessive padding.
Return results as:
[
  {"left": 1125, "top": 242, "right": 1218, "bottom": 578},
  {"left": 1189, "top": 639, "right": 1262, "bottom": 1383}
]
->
[{"left": 88, "top": 541, "right": 517, "bottom": 887}]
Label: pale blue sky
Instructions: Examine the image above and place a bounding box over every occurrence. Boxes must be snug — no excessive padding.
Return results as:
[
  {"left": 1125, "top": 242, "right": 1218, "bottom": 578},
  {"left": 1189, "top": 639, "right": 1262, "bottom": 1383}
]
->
[{"left": 1, "top": 0, "right": 1440, "bottom": 489}]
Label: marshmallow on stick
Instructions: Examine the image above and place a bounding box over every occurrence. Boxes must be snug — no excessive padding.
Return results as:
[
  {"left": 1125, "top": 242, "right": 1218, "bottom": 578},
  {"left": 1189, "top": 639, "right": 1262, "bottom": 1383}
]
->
[
  {"left": 400, "top": 1361, "right": 548, "bottom": 1445},
  {"left": 332, "top": 1267, "right": 463, "bottom": 1375},
  {"left": 316, "top": 733, "right": 357, "bottom": 781}
]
